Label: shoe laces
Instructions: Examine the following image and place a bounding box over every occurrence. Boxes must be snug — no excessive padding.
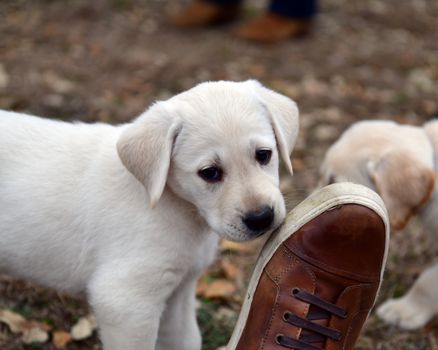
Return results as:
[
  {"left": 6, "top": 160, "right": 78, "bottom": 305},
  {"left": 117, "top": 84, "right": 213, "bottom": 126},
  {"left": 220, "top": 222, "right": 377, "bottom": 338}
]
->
[{"left": 276, "top": 288, "right": 347, "bottom": 350}]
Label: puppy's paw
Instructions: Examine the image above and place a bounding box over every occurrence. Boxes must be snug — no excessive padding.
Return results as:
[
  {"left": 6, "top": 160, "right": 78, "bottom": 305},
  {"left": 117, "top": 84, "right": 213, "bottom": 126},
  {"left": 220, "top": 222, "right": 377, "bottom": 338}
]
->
[{"left": 376, "top": 297, "right": 432, "bottom": 330}]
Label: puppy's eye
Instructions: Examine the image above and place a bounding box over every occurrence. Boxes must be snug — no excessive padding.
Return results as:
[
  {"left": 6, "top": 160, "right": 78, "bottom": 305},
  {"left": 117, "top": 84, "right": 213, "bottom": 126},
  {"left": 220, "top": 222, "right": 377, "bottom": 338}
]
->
[
  {"left": 198, "top": 166, "right": 223, "bottom": 183},
  {"left": 255, "top": 149, "right": 272, "bottom": 165}
]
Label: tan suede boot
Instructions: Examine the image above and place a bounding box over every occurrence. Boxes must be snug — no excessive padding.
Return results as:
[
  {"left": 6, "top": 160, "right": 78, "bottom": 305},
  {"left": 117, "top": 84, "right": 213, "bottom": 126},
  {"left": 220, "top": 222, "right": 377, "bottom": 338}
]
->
[
  {"left": 168, "top": 1, "right": 240, "bottom": 28},
  {"left": 236, "top": 13, "right": 312, "bottom": 43}
]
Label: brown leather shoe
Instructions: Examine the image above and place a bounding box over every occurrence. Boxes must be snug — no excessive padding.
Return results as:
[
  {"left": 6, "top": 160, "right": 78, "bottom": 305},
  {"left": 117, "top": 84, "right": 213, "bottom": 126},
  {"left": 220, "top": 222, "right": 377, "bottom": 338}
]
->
[
  {"left": 227, "top": 183, "right": 389, "bottom": 350},
  {"left": 168, "top": 1, "right": 240, "bottom": 28},
  {"left": 236, "top": 13, "right": 311, "bottom": 43}
]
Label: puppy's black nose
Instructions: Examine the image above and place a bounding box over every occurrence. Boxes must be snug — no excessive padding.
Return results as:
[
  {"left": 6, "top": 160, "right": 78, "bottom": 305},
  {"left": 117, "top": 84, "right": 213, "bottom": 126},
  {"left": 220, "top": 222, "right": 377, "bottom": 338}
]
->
[{"left": 243, "top": 206, "right": 274, "bottom": 232}]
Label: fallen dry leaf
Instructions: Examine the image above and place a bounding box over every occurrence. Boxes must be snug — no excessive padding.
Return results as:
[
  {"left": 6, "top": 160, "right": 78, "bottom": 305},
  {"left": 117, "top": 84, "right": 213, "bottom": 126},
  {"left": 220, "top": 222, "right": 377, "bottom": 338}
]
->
[
  {"left": 196, "top": 278, "right": 209, "bottom": 296},
  {"left": 220, "top": 240, "right": 260, "bottom": 254},
  {"left": 52, "top": 330, "right": 72, "bottom": 348},
  {"left": 202, "top": 279, "right": 237, "bottom": 299},
  {"left": 220, "top": 259, "right": 241, "bottom": 280},
  {"left": 23, "top": 323, "right": 51, "bottom": 344},
  {"left": 0, "top": 63, "right": 9, "bottom": 89},
  {"left": 0, "top": 309, "right": 27, "bottom": 333},
  {"left": 44, "top": 71, "right": 75, "bottom": 94},
  {"left": 71, "top": 314, "right": 97, "bottom": 340},
  {"left": 0, "top": 309, "right": 51, "bottom": 344},
  {"left": 22, "top": 327, "right": 49, "bottom": 344}
]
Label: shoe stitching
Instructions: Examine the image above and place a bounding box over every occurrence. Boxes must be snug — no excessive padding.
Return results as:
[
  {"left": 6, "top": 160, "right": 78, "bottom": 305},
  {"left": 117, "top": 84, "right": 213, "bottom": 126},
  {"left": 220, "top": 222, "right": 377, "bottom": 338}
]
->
[
  {"left": 264, "top": 245, "right": 317, "bottom": 342},
  {"left": 342, "top": 310, "right": 369, "bottom": 350},
  {"left": 274, "top": 247, "right": 298, "bottom": 283},
  {"left": 261, "top": 248, "right": 290, "bottom": 350},
  {"left": 286, "top": 242, "right": 381, "bottom": 282},
  {"left": 272, "top": 246, "right": 318, "bottom": 318},
  {"left": 337, "top": 284, "right": 375, "bottom": 309},
  {"left": 265, "top": 245, "right": 296, "bottom": 284},
  {"left": 278, "top": 246, "right": 318, "bottom": 339},
  {"left": 259, "top": 282, "right": 280, "bottom": 350},
  {"left": 335, "top": 284, "right": 375, "bottom": 350},
  {"left": 264, "top": 248, "right": 303, "bottom": 342}
]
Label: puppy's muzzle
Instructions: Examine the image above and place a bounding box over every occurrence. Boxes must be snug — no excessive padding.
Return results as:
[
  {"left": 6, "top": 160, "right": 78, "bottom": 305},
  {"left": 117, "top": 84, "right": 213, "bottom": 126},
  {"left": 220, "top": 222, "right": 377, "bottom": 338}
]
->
[{"left": 242, "top": 206, "right": 274, "bottom": 235}]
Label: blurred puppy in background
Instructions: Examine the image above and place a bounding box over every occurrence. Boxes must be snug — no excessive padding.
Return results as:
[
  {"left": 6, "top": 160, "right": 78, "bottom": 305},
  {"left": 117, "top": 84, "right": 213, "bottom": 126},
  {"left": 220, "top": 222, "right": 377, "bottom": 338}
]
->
[{"left": 320, "top": 119, "right": 438, "bottom": 330}]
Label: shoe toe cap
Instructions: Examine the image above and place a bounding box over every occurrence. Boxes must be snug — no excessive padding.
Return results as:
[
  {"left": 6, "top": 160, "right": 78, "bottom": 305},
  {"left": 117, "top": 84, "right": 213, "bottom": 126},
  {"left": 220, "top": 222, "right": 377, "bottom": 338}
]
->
[{"left": 284, "top": 204, "right": 387, "bottom": 281}]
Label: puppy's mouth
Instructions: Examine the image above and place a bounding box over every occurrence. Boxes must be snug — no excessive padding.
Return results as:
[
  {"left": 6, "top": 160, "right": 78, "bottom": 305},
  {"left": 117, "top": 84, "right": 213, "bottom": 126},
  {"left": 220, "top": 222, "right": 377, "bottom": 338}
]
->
[
  {"left": 211, "top": 203, "right": 286, "bottom": 242},
  {"left": 222, "top": 220, "right": 282, "bottom": 242}
]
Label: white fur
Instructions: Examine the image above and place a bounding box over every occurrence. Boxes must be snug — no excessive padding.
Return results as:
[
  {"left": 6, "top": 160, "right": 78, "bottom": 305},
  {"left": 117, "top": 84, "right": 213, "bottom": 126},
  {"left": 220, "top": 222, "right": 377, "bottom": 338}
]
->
[
  {"left": 0, "top": 80, "right": 299, "bottom": 349},
  {"left": 320, "top": 119, "right": 438, "bottom": 330}
]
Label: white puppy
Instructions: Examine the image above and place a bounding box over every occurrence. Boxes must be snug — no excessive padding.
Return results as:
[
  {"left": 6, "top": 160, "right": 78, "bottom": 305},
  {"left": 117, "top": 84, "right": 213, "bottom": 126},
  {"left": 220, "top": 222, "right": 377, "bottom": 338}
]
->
[
  {"left": 320, "top": 119, "right": 438, "bottom": 330},
  {"left": 0, "top": 80, "right": 299, "bottom": 350}
]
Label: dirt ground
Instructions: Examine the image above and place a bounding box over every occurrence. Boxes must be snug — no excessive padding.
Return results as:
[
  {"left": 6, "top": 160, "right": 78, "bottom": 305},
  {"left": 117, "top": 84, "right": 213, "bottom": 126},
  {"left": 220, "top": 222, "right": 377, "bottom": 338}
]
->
[{"left": 1, "top": 0, "right": 438, "bottom": 349}]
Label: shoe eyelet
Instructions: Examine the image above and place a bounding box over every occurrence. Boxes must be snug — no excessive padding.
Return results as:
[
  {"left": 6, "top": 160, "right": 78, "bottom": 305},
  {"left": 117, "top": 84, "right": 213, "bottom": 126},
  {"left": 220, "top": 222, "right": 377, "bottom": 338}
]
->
[
  {"left": 282, "top": 311, "right": 291, "bottom": 322},
  {"left": 291, "top": 287, "right": 300, "bottom": 296},
  {"left": 275, "top": 334, "right": 285, "bottom": 345}
]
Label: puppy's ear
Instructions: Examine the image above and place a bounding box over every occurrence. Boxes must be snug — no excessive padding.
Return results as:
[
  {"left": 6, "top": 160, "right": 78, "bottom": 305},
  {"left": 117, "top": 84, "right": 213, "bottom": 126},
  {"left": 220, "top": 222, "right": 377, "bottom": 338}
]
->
[
  {"left": 249, "top": 80, "right": 299, "bottom": 176},
  {"left": 117, "top": 103, "right": 182, "bottom": 207},
  {"left": 368, "top": 151, "right": 435, "bottom": 230}
]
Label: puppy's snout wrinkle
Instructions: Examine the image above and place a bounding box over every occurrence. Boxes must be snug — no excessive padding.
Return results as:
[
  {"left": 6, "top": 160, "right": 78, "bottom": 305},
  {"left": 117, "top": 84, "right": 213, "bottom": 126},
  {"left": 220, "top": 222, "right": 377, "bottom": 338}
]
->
[{"left": 242, "top": 206, "right": 274, "bottom": 233}]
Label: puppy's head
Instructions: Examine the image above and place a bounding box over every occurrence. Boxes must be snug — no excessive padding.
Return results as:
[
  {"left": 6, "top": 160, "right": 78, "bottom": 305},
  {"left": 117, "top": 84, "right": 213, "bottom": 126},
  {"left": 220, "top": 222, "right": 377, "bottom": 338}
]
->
[
  {"left": 320, "top": 120, "right": 435, "bottom": 230},
  {"left": 117, "top": 80, "right": 299, "bottom": 241}
]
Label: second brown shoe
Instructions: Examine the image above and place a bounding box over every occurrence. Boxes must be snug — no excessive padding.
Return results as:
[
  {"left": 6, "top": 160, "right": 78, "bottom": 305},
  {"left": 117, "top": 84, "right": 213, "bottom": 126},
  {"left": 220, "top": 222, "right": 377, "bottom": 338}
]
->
[
  {"left": 227, "top": 183, "right": 389, "bottom": 350},
  {"left": 236, "top": 13, "right": 312, "bottom": 43},
  {"left": 168, "top": 1, "right": 240, "bottom": 28}
]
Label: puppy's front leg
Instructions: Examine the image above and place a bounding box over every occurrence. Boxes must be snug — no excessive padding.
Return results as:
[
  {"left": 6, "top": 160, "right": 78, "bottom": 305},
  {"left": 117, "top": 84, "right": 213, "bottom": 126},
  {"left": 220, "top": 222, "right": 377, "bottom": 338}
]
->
[
  {"left": 156, "top": 275, "right": 201, "bottom": 350},
  {"left": 88, "top": 263, "right": 180, "bottom": 350},
  {"left": 377, "top": 263, "right": 438, "bottom": 330}
]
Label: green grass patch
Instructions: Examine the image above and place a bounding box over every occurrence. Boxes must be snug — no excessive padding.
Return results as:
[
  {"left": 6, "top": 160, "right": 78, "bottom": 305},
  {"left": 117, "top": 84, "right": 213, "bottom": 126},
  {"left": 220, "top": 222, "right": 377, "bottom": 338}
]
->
[{"left": 198, "top": 300, "right": 237, "bottom": 350}]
